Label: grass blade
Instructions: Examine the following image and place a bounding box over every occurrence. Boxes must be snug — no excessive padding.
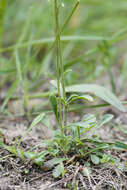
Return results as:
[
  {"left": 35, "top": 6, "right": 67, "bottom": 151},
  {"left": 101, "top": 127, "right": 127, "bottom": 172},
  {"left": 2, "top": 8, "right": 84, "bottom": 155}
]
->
[{"left": 0, "top": 80, "right": 18, "bottom": 113}]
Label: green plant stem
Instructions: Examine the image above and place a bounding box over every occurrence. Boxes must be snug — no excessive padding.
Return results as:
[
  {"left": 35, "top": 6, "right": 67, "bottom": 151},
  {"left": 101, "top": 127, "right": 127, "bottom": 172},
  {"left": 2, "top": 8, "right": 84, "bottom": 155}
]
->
[
  {"left": 54, "top": 0, "right": 64, "bottom": 133},
  {"left": 40, "top": 0, "right": 80, "bottom": 61},
  {"left": 61, "top": 0, "right": 80, "bottom": 33},
  {"left": 77, "top": 126, "right": 81, "bottom": 139}
]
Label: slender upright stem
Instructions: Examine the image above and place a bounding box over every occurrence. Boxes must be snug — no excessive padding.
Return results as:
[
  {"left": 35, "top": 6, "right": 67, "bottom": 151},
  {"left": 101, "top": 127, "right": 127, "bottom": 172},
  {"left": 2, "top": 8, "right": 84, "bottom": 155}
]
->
[{"left": 54, "top": 0, "right": 65, "bottom": 133}]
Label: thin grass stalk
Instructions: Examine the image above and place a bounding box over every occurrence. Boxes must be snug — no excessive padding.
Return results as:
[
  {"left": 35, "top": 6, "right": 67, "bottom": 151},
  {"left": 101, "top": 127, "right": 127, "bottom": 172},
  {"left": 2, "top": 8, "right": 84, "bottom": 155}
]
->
[
  {"left": 61, "top": 0, "right": 80, "bottom": 33},
  {"left": 45, "top": 0, "right": 80, "bottom": 60},
  {"left": 1, "top": 30, "right": 127, "bottom": 54},
  {"left": 54, "top": 0, "right": 64, "bottom": 132}
]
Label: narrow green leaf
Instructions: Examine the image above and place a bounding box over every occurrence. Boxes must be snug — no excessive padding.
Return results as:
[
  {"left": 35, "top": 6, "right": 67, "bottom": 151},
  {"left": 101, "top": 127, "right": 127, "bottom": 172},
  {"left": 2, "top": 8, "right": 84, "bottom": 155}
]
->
[
  {"left": 60, "top": 0, "right": 80, "bottom": 33},
  {"left": 18, "top": 113, "right": 45, "bottom": 146},
  {"left": 63, "top": 69, "right": 72, "bottom": 77},
  {"left": 66, "top": 84, "right": 125, "bottom": 112},
  {"left": 41, "top": 114, "right": 50, "bottom": 128},
  {"left": 15, "top": 50, "right": 23, "bottom": 82},
  {"left": 97, "top": 114, "right": 113, "bottom": 128},
  {"left": 49, "top": 93, "right": 58, "bottom": 121},
  {"left": 67, "top": 94, "right": 93, "bottom": 105},
  {"left": 27, "top": 113, "right": 46, "bottom": 133},
  {"left": 0, "top": 80, "right": 18, "bottom": 112},
  {"left": 114, "top": 141, "right": 127, "bottom": 150}
]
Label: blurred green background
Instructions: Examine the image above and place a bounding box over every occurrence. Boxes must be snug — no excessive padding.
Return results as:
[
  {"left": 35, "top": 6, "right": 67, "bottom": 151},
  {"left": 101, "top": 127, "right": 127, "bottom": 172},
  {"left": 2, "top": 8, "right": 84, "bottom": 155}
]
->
[{"left": 0, "top": 0, "right": 127, "bottom": 114}]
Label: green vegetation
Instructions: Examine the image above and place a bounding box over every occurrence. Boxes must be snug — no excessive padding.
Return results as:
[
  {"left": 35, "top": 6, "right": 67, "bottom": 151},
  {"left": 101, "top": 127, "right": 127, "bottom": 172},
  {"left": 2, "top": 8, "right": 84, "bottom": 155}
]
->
[{"left": 0, "top": 0, "right": 127, "bottom": 184}]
